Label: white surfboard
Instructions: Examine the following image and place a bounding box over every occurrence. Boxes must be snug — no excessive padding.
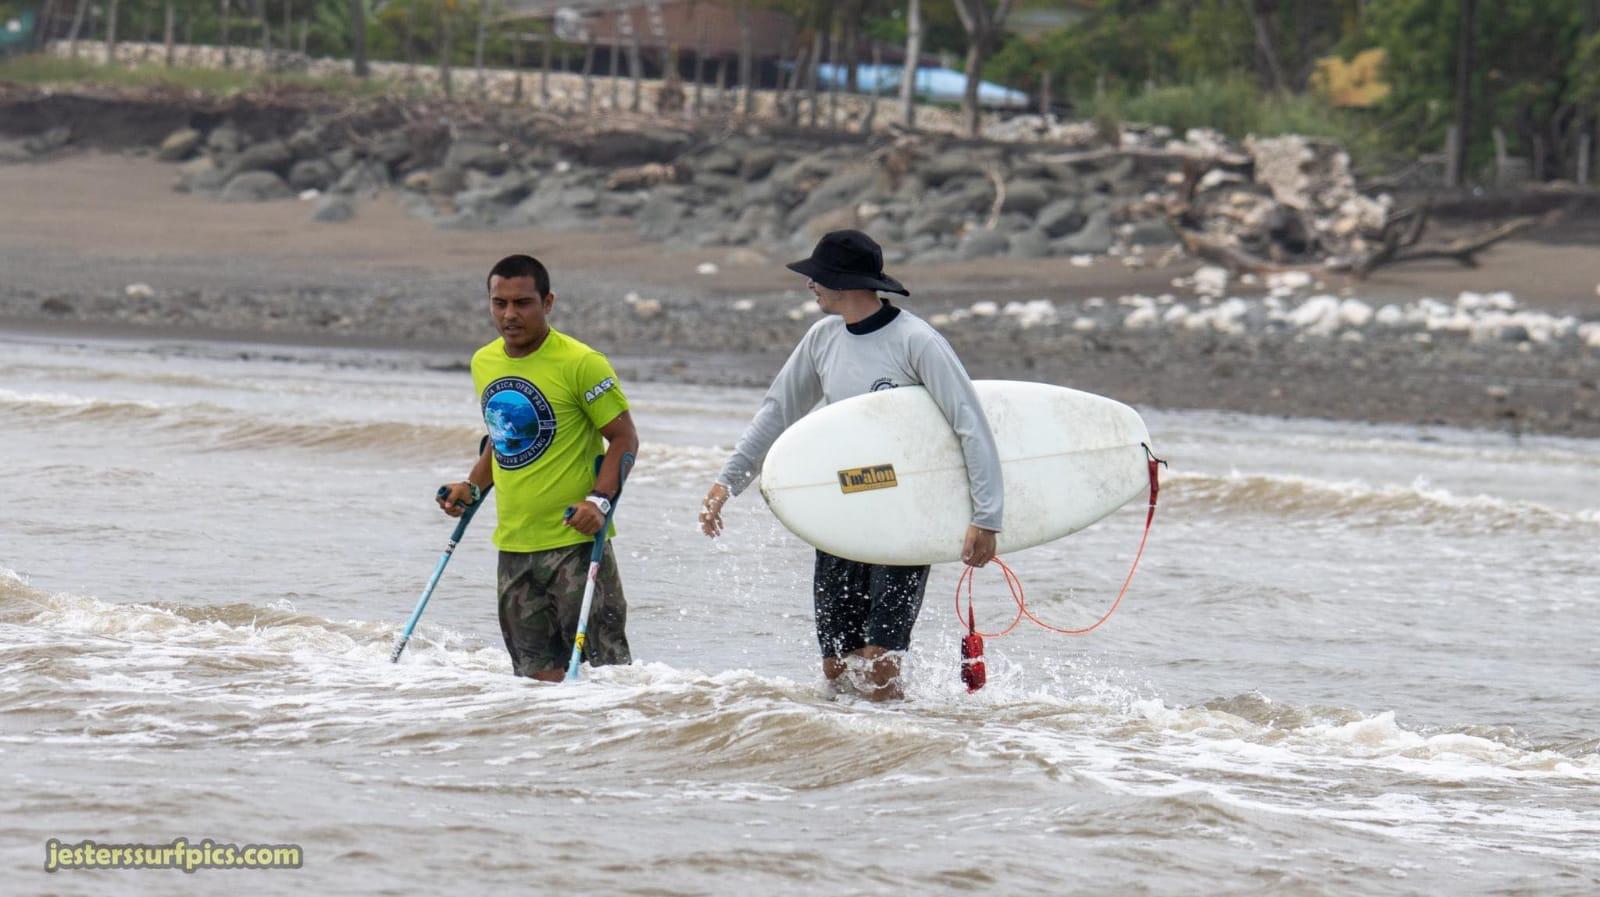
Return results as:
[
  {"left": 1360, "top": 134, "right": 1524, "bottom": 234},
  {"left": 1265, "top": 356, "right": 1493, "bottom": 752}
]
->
[{"left": 757, "top": 381, "right": 1153, "bottom": 565}]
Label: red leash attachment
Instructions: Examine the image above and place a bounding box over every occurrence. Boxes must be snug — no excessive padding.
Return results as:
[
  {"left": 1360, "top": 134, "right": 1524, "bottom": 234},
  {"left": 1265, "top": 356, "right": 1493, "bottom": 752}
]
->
[
  {"left": 959, "top": 606, "right": 986, "bottom": 693},
  {"left": 955, "top": 445, "right": 1166, "bottom": 692}
]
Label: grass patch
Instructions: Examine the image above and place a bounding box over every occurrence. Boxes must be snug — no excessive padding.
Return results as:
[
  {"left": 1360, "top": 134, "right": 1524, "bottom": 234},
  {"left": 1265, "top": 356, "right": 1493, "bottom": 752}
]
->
[
  {"left": 1088, "top": 76, "right": 1385, "bottom": 169},
  {"left": 0, "top": 53, "right": 399, "bottom": 98}
]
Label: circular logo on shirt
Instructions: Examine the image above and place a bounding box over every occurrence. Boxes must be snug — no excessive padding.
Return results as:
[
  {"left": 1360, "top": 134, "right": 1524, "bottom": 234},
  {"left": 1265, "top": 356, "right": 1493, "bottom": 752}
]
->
[
  {"left": 870, "top": 377, "right": 899, "bottom": 392},
  {"left": 482, "top": 377, "right": 557, "bottom": 469}
]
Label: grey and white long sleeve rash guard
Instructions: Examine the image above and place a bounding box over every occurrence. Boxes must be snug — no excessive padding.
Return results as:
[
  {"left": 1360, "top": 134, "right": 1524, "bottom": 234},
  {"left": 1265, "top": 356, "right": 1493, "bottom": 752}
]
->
[{"left": 716, "top": 302, "right": 1004, "bottom": 532}]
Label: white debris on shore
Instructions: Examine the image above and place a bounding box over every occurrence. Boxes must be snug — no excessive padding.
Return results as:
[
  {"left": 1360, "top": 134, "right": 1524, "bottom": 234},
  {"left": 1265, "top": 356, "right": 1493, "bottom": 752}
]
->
[{"left": 925, "top": 288, "right": 1599, "bottom": 351}]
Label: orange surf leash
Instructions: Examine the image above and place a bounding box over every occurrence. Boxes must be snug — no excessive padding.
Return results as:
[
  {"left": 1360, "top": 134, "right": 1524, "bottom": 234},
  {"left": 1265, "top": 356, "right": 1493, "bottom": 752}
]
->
[{"left": 957, "top": 445, "right": 1166, "bottom": 692}]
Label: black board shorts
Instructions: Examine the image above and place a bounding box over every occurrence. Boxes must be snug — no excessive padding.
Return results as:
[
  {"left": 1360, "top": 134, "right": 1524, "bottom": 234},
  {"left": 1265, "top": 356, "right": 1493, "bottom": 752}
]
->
[{"left": 812, "top": 550, "right": 931, "bottom": 658}]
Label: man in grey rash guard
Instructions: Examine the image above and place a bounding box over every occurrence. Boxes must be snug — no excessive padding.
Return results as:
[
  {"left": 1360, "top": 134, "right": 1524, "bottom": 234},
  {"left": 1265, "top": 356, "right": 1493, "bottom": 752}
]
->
[{"left": 698, "top": 229, "right": 1003, "bottom": 701}]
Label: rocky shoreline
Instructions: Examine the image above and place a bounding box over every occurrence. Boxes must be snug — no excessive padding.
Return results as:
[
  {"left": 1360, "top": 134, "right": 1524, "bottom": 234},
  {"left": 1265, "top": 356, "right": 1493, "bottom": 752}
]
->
[
  {"left": 5, "top": 270, "right": 1597, "bottom": 438},
  {"left": 4, "top": 88, "right": 1599, "bottom": 439},
  {"left": 0, "top": 84, "right": 1429, "bottom": 266}
]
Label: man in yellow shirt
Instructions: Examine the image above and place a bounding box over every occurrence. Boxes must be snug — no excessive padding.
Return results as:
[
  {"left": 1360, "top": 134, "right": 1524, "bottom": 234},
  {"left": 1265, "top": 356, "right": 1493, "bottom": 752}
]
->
[{"left": 437, "top": 254, "right": 640, "bottom": 681}]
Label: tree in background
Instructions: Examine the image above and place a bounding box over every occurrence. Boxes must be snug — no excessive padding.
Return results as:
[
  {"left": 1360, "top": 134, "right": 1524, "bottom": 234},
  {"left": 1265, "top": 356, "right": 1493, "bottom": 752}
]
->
[{"left": 951, "top": 0, "right": 1012, "bottom": 135}]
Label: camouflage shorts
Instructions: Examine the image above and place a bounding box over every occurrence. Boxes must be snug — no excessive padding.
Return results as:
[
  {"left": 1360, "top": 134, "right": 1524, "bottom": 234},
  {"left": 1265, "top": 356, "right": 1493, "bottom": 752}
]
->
[{"left": 497, "top": 543, "right": 631, "bottom": 678}]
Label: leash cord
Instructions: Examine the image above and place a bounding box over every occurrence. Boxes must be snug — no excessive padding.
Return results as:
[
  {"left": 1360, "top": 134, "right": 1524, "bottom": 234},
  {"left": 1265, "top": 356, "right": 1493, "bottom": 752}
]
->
[{"left": 955, "top": 446, "right": 1164, "bottom": 638}]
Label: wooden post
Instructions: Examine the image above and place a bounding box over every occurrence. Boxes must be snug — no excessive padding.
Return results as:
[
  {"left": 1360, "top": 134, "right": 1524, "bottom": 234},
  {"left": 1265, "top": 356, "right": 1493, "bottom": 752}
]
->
[
  {"left": 806, "top": 31, "right": 822, "bottom": 128},
  {"left": 1040, "top": 69, "right": 1052, "bottom": 118},
  {"left": 220, "top": 0, "right": 231, "bottom": 68},
  {"left": 1580, "top": 132, "right": 1593, "bottom": 185},
  {"left": 1448, "top": 0, "right": 1477, "bottom": 187},
  {"left": 900, "top": 0, "right": 920, "bottom": 129},
  {"left": 692, "top": 28, "right": 705, "bottom": 118},
  {"left": 440, "top": 3, "right": 455, "bottom": 99},
  {"left": 610, "top": 27, "right": 621, "bottom": 111},
  {"left": 474, "top": 0, "right": 489, "bottom": 94},
  {"left": 402, "top": 3, "right": 414, "bottom": 77},
  {"left": 864, "top": 41, "right": 881, "bottom": 133},
  {"left": 66, "top": 0, "right": 89, "bottom": 58},
  {"left": 713, "top": 57, "right": 726, "bottom": 111},
  {"left": 256, "top": 0, "right": 268, "bottom": 57},
  {"left": 105, "top": 0, "right": 119, "bottom": 63},
  {"left": 738, "top": 0, "right": 753, "bottom": 117},
  {"left": 826, "top": 23, "right": 840, "bottom": 129},
  {"left": 541, "top": 31, "right": 552, "bottom": 103},
  {"left": 351, "top": 0, "right": 367, "bottom": 76},
  {"left": 625, "top": 9, "right": 643, "bottom": 113},
  {"left": 512, "top": 34, "right": 524, "bottom": 103},
  {"left": 583, "top": 30, "right": 596, "bottom": 114},
  {"left": 163, "top": 0, "right": 175, "bottom": 66}
]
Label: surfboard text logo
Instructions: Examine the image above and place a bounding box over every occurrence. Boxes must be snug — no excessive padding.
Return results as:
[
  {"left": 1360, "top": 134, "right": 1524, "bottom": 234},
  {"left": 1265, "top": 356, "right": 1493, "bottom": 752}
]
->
[{"left": 837, "top": 464, "right": 898, "bottom": 494}]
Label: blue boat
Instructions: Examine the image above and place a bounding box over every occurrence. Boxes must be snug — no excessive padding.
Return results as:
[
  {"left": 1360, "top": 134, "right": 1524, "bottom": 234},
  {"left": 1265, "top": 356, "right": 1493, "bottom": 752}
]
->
[{"left": 805, "top": 62, "right": 1030, "bottom": 109}]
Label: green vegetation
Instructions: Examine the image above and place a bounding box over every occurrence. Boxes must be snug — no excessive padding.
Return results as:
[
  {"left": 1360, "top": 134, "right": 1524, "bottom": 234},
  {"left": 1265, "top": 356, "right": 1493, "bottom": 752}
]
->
[
  {"left": 0, "top": 53, "right": 398, "bottom": 96},
  {"left": 1081, "top": 76, "right": 1384, "bottom": 169},
  {"left": 988, "top": 0, "right": 1600, "bottom": 183}
]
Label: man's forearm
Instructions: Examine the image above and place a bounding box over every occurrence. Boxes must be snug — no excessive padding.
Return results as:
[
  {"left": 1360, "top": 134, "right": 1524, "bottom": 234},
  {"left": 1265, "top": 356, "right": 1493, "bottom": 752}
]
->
[{"left": 592, "top": 431, "right": 638, "bottom": 498}]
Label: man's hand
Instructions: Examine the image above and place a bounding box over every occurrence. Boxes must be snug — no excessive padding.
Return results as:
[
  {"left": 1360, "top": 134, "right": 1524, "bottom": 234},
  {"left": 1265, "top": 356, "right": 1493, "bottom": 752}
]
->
[
  {"left": 437, "top": 482, "right": 475, "bottom": 518},
  {"left": 962, "top": 525, "right": 997, "bottom": 568},
  {"left": 699, "top": 483, "right": 730, "bottom": 537},
  {"left": 564, "top": 500, "right": 606, "bottom": 536}
]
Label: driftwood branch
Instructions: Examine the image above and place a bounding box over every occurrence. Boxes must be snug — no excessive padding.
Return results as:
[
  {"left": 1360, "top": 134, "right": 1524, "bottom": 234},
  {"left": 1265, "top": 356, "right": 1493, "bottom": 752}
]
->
[
  {"left": 984, "top": 164, "right": 1005, "bottom": 230},
  {"left": 1036, "top": 145, "right": 1253, "bottom": 170},
  {"left": 1167, "top": 206, "right": 1568, "bottom": 279}
]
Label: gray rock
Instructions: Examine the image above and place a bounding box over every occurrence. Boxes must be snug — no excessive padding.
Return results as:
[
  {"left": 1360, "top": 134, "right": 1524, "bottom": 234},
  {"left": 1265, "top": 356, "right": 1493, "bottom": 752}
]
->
[
  {"left": 39, "top": 296, "right": 74, "bottom": 315},
  {"left": 1057, "top": 208, "right": 1114, "bottom": 253},
  {"left": 927, "top": 179, "right": 994, "bottom": 217},
  {"left": 1008, "top": 229, "right": 1052, "bottom": 259},
  {"left": 957, "top": 227, "right": 1011, "bottom": 261},
  {"left": 206, "top": 124, "right": 244, "bottom": 154},
  {"left": 1126, "top": 218, "right": 1175, "bottom": 246},
  {"left": 175, "top": 156, "right": 228, "bottom": 193},
  {"left": 1000, "top": 179, "right": 1054, "bottom": 216},
  {"left": 729, "top": 204, "right": 780, "bottom": 244},
  {"left": 903, "top": 209, "right": 962, "bottom": 241},
  {"left": 918, "top": 152, "right": 978, "bottom": 187},
  {"left": 565, "top": 128, "right": 691, "bottom": 167},
  {"left": 771, "top": 153, "right": 844, "bottom": 190},
  {"left": 288, "top": 159, "right": 337, "bottom": 191},
  {"left": 906, "top": 234, "right": 942, "bottom": 255},
  {"left": 740, "top": 147, "right": 783, "bottom": 180},
  {"left": 370, "top": 131, "right": 415, "bottom": 168},
  {"left": 428, "top": 166, "right": 468, "bottom": 195},
  {"left": 1496, "top": 324, "right": 1531, "bottom": 343},
  {"left": 333, "top": 161, "right": 390, "bottom": 196},
  {"left": 442, "top": 140, "right": 508, "bottom": 175},
  {"left": 286, "top": 125, "right": 331, "bottom": 159},
  {"left": 1037, "top": 198, "right": 1085, "bottom": 238},
  {"left": 452, "top": 171, "right": 534, "bottom": 223},
  {"left": 696, "top": 149, "right": 742, "bottom": 176},
  {"left": 157, "top": 128, "right": 202, "bottom": 162},
  {"left": 220, "top": 171, "right": 293, "bottom": 202},
  {"left": 230, "top": 140, "right": 294, "bottom": 176},
  {"left": 633, "top": 192, "right": 688, "bottom": 241},
  {"left": 0, "top": 139, "right": 30, "bottom": 164},
  {"left": 601, "top": 192, "right": 647, "bottom": 215},
  {"left": 788, "top": 167, "right": 877, "bottom": 226},
  {"left": 22, "top": 126, "right": 71, "bottom": 155},
  {"left": 326, "top": 147, "right": 357, "bottom": 172},
  {"left": 311, "top": 194, "right": 355, "bottom": 223}
]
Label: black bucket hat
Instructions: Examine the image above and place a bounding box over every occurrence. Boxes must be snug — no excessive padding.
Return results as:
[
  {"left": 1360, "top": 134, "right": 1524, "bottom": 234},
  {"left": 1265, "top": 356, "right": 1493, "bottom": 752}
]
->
[{"left": 785, "top": 230, "right": 910, "bottom": 296}]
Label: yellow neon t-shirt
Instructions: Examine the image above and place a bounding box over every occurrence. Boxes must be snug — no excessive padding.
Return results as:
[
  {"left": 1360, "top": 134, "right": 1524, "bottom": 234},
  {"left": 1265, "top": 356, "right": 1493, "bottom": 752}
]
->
[{"left": 470, "top": 330, "right": 629, "bottom": 552}]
